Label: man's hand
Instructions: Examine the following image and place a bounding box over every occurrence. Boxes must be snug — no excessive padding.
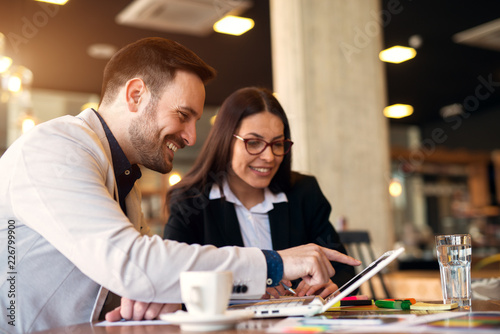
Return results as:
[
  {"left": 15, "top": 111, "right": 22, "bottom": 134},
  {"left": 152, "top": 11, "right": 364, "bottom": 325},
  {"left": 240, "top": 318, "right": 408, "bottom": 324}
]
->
[
  {"left": 294, "top": 279, "right": 338, "bottom": 299},
  {"left": 277, "top": 244, "right": 360, "bottom": 287},
  {"left": 105, "top": 297, "right": 181, "bottom": 322}
]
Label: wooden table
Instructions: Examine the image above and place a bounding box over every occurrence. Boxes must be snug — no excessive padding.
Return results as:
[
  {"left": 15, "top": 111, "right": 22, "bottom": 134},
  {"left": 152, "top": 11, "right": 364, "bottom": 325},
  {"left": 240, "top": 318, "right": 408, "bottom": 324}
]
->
[{"left": 35, "top": 300, "right": 500, "bottom": 334}]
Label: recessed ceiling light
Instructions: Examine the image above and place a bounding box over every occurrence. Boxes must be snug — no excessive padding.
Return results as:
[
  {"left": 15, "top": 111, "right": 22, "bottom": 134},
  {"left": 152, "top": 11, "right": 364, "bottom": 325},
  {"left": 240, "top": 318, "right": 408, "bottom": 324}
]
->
[
  {"left": 408, "top": 34, "right": 423, "bottom": 49},
  {"left": 213, "top": 16, "right": 254, "bottom": 36},
  {"left": 440, "top": 103, "right": 464, "bottom": 119},
  {"left": 383, "top": 104, "right": 414, "bottom": 119},
  {"left": 0, "top": 56, "right": 12, "bottom": 73},
  {"left": 35, "top": 0, "right": 69, "bottom": 5},
  {"left": 169, "top": 173, "right": 182, "bottom": 186},
  {"left": 116, "top": 0, "right": 253, "bottom": 37},
  {"left": 389, "top": 178, "right": 403, "bottom": 197},
  {"left": 379, "top": 46, "right": 416, "bottom": 64},
  {"left": 22, "top": 117, "right": 36, "bottom": 133},
  {"left": 87, "top": 43, "right": 117, "bottom": 60}
]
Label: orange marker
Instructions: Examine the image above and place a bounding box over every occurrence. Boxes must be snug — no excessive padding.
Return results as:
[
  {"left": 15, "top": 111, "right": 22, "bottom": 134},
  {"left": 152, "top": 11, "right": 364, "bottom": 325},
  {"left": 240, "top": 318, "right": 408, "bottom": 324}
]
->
[{"left": 383, "top": 298, "right": 416, "bottom": 304}]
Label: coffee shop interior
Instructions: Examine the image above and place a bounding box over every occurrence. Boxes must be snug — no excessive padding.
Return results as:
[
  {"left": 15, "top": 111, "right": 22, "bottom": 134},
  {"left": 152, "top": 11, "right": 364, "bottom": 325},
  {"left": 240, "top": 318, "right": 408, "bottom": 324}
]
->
[{"left": 1, "top": 0, "right": 499, "bottom": 301}]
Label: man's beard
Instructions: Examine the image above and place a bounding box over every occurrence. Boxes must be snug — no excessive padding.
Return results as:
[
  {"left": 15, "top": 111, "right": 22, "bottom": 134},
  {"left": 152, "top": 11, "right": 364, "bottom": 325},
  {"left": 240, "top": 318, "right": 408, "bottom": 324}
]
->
[{"left": 128, "top": 100, "right": 172, "bottom": 174}]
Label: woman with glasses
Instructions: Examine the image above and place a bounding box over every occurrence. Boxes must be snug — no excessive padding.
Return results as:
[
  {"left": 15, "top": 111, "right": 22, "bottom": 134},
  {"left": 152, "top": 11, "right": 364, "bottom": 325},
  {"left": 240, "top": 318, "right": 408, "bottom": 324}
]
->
[{"left": 164, "top": 87, "right": 355, "bottom": 298}]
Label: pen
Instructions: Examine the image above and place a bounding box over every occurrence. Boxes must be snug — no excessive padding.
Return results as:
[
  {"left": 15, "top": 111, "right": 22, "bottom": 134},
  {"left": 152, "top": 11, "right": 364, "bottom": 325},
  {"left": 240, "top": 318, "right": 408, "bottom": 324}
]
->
[
  {"left": 280, "top": 281, "right": 297, "bottom": 295},
  {"left": 375, "top": 300, "right": 411, "bottom": 310}
]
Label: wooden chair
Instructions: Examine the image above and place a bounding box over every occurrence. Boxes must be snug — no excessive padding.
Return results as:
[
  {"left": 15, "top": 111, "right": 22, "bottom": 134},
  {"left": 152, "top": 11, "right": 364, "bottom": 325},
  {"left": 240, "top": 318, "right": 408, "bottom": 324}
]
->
[{"left": 338, "top": 230, "right": 392, "bottom": 299}]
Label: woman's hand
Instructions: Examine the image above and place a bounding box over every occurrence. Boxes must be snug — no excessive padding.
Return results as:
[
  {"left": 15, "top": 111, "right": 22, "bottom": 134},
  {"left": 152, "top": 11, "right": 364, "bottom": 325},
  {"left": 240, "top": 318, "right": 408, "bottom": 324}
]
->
[
  {"left": 294, "top": 279, "right": 338, "bottom": 299},
  {"left": 260, "top": 280, "right": 295, "bottom": 299}
]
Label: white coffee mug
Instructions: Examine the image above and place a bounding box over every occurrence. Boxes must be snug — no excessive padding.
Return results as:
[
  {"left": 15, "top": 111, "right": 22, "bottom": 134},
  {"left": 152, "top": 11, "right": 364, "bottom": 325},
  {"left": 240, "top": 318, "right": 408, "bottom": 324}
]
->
[{"left": 180, "top": 271, "right": 233, "bottom": 316}]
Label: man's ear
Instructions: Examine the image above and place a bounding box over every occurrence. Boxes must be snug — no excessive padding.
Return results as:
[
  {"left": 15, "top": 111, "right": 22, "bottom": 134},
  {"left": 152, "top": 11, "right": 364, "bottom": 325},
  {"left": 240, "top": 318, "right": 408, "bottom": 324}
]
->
[{"left": 125, "top": 78, "right": 148, "bottom": 112}]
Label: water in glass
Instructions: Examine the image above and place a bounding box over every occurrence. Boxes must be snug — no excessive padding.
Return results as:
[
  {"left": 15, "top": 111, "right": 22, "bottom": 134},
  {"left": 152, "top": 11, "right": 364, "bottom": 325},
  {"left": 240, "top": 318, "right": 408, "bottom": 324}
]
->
[{"left": 436, "top": 244, "right": 471, "bottom": 308}]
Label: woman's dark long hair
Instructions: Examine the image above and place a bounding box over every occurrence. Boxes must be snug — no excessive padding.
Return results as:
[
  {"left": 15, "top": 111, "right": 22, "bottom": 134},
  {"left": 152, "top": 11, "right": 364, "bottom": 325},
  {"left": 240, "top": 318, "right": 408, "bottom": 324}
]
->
[{"left": 166, "top": 87, "right": 293, "bottom": 211}]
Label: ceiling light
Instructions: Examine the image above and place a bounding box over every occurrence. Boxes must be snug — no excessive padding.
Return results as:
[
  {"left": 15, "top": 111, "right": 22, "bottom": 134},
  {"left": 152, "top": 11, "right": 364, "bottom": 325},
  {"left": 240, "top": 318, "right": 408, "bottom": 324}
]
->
[
  {"left": 87, "top": 43, "right": 117, "bottom": 60},
  {"left": 3, "top": 66, "right": 33, "bottom": 93},
  {"left": 22, "top": 117, "right": 36, "bottom": 133},
  {"left": 440, "top": 103, "right": 463, "bottom": 119},
  {"left": 35, "top": 0, "right": 69, "bottom": 5},
  {"left": 213, "top": 16, "right": 254, "bottom": 36},
  {"left": 0, "top": 56, "right": 12, "bottom": 73},
  {"left": 408, "top": 34, "right": 423, "bottom": 49},
  {"left": 389, "top": 178, "right": 403, "bottom": 197},
  {"left": 383, "top": 104, "right": 414, "bottom": 119},
  {"left": 169, "top": 173, "right": 181, "bottom": 186},
  {"left": 7, "top": 76, "right": 22, "bottom": 92},
  {"left": 379, "top": 46, "right": 416, "bottom": 63},
  {"left": 116, "top": 0, "right": 253, "bottom": 37}
]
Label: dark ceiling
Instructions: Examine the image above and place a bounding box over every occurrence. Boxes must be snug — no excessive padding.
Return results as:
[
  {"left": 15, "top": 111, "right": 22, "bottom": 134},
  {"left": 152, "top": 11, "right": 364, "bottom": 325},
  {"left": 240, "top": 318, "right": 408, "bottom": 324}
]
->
[
  {"left": 382, "top": 0, "right": 500, "bottom": 126},
  {"left": 1, "top": 0, "right": 499, "bottom": 128}
]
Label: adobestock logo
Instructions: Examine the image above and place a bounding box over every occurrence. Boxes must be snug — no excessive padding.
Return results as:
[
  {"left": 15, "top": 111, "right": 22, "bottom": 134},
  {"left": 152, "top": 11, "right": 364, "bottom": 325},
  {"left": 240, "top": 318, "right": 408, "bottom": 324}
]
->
[
  {"left": 6, "top": 3, "right": 60, "bottom": 54},
  {"left": 339, "top": 0, "right": 406, "bottom": 63},
  {"left": 394, "top": 73, "right": 500, "bottom": 179},
  {"left": 444, "top": 74, "right": 500, "bottom": 130}
]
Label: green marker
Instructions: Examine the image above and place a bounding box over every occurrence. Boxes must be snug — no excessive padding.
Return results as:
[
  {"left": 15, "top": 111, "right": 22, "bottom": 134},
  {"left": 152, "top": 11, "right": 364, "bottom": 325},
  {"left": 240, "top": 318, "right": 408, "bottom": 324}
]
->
[{"left": 375, "top": 300, "right": 411, "bottom": 310}]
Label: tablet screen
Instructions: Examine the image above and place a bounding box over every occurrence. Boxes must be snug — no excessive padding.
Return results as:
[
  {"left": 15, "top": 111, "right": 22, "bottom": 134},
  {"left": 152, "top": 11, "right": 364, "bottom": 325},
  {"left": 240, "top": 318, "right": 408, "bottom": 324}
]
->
[{"left": 325, "top": 248, "right": 404, "bottom": 302}]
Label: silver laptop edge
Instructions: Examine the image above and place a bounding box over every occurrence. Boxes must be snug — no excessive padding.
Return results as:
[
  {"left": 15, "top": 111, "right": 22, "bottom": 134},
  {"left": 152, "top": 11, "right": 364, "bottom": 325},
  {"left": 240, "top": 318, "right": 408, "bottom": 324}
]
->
[{"left": 237, "top": 247, "right": 405, "bottom": 318}]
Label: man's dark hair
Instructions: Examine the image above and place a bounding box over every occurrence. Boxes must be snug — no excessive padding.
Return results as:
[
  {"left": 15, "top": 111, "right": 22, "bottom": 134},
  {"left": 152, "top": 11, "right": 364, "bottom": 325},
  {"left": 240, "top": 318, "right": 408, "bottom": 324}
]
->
[{"left": 100, "top": 37, "right": 216, "bottom": 105}]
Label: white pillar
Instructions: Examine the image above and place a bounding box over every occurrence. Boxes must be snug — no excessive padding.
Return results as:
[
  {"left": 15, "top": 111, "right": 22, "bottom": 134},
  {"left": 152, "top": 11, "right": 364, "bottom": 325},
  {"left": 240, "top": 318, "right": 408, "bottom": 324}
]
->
[{"left": 270, "top": 0, "right": 394, "bottom": 253}]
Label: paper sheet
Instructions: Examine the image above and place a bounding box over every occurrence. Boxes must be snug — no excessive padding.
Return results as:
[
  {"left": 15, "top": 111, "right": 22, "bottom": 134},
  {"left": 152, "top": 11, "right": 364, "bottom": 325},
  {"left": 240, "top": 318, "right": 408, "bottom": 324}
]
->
[{"left": 94, "top": 319, "right": 170, "bottom": 327}]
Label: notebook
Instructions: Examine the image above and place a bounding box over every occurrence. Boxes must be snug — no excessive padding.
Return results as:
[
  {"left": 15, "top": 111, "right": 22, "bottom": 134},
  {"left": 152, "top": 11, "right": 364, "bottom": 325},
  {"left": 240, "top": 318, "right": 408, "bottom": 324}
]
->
[{"left": 230, "top": 247, "right": 405, "bottom": 318}]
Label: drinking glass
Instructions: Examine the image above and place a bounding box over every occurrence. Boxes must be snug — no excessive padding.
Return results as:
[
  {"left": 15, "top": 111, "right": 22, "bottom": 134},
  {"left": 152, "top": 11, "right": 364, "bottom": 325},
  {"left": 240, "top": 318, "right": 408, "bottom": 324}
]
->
[{"left": 435, "top": 234, "right": 472, "bottom": 309}]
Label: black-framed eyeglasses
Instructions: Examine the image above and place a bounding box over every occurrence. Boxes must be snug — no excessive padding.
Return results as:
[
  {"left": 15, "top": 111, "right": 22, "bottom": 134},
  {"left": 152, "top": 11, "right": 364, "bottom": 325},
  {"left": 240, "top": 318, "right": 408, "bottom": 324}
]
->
[{"left": 233, "top": 134, "right": 293, "bottom": 156}]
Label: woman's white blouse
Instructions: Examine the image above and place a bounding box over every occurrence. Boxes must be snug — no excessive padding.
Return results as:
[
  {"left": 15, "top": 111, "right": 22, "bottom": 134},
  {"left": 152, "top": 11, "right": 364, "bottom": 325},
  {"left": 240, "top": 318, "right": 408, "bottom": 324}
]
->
[{"left": 209, "top": 179, "right": 287, "bottom": 250}]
